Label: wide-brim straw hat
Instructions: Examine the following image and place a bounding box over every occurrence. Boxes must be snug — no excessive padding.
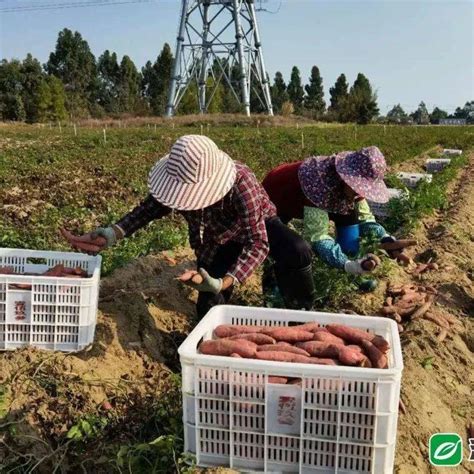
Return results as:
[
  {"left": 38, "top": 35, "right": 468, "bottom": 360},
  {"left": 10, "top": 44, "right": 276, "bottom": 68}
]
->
[
  {"left": 298, "top": 146, "right": 389, "bottom": 214},
  {"left": 148, "top": 135, "right": 237, "bottom": 211}
]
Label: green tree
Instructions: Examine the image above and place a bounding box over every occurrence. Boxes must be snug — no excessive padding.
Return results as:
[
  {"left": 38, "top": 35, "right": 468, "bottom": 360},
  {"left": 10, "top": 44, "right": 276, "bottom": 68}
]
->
[
  {"left": 453, "top": 101, "right": 474, "bottom": 123},
  {"left": 304, "top": 66, "right": 325, "bottom": 118},
  {"left": 206, "top": 76, "right": 225, "bottom": 113},
  {"left": 36, "top": 76, "right": 67, "bottom": 122},
  {"left": 329, "top": 73, "right": 349, "bottom": 119},
  {"left": 411, "top": 101, "right": 430, "bottom": 124},
  {"left": 346, "top": 73, "right": 379, "bottom": 124},
  {"left": 20, "top": 54, "right": 44, "bottom": 122},
  {"left": 287, "top": 66, "right": 304, "bottom": 113},
  {"left": 387, "top": 104, "right": 408, "bottom": 124},
  {"left": 117, "top": 55, "right": 142, "bottom": 113},
  {"left": 45, "top": 28, "right": 98, "bottom": 118},
  {"left": 142, "top": 43, "right": 173, "bottom": 115},
  {"left": 429, "top": 106, "right": 448, "bottom": 124},
  {"left": 179, "top": 83, "right": 199, "bottom": 115},
  {"left": 270, "top": 71, "right": 289, "bottom": 114},
  {"left": 0, "top": 59, "right": 26, "bottom": 121},
  {"left": 97, "top": 50, "right": 120, "bottom": 113}
]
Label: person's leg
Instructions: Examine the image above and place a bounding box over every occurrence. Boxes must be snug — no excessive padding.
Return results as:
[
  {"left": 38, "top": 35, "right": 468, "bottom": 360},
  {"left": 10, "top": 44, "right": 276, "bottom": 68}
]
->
[
  {"left": 196, "top": 242, "right": 243, "bottom": 319},
  {"left": 266, "top": 217, "right": 315, "bottom": 310}
]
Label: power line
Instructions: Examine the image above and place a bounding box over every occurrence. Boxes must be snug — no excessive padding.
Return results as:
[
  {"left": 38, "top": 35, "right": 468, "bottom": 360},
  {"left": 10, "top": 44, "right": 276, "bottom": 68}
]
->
[{"left": 0, "top": 0, "right": 152, "bottom": 12}]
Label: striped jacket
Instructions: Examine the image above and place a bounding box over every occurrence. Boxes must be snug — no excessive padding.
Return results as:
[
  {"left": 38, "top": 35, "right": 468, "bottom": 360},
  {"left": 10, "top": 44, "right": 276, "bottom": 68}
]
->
[{"left": 116, "top": 163, "right": 276, "bottom": 283}]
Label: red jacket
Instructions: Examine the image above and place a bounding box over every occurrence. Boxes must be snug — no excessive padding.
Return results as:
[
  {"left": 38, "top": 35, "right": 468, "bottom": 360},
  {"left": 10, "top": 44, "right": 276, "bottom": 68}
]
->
[{"left": 261, "top": 161, "right": 313, "bottom": 221}]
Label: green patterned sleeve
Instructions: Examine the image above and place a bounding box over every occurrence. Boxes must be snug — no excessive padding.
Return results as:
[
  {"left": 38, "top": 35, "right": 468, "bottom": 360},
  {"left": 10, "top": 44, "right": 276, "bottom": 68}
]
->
[
  {"left": 356, "top": 199, "right": 376, "bottom": 223},
  {"left": 303, "top": 206, "right": 332, "bottom": 243}
]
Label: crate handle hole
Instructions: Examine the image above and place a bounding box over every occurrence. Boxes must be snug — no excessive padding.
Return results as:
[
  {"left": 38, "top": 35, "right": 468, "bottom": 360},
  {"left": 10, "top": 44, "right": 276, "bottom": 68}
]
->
[{"left": 26, "top": 258, "right": 47, "bottom": 265}]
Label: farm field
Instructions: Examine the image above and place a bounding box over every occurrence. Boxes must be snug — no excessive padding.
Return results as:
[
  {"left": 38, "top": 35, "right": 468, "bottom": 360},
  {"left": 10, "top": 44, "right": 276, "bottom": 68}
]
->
[{"left": 0, "top": 119, "right": 473, "bottom": 473}]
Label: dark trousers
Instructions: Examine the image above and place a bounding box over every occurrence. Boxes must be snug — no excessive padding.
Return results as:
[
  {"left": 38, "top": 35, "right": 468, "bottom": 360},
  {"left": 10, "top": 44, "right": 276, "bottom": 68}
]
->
[{"left": 196, "top": 217, "right": 313, "bottom": 319}]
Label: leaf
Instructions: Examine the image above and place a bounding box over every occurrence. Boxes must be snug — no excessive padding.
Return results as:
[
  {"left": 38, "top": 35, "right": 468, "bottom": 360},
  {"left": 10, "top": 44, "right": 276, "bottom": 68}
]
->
[
  {"left": 80, "top": 419, "right": 92, "bottom": 437},
  {"left": 433, "top": 440, "right": 461, "bottom": 460},
  {"left": 421, "top": 356, "right": 434, "bottom": 369},
  {"left": 66, "top": 425, "right": 82, "bottom": 440}
]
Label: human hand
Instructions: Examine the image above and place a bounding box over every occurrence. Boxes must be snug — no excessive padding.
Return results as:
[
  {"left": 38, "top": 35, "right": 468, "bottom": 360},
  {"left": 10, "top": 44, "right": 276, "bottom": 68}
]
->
[{"left": 61, "top": 228, "right": 109, "bottom": 255}]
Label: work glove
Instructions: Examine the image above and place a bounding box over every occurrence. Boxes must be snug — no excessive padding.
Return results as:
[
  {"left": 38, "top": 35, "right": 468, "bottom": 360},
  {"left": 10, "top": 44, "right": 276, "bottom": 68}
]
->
[
  {"left": 90, "top": 227, "right": 119, "bottom": 248},
  {"left": 61, "top": 226, "right": 121, "bottom": 255},
  {"left": 344, "top": 254, "right": 381, "bottom": 275},
  {"left": 181, "top": 268, "right": 223, "bottom": 295}
]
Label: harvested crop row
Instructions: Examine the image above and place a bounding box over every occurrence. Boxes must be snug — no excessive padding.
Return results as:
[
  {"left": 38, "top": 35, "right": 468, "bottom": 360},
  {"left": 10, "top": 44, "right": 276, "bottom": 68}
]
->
[{"left": 199, "top": 322, "right": 391, "bottom": 371}]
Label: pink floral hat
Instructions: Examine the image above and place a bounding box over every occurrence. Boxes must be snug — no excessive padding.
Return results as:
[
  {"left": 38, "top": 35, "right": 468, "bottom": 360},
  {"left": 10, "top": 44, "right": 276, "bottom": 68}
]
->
[{"left": 298, "top": 146, "right": 390, "bottom": 214}]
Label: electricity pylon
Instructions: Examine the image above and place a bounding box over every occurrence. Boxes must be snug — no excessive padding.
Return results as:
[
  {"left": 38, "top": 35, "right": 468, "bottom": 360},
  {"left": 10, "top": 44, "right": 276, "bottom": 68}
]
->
[{"left": 166, "top": 0, "right": 274, "bottom": 117}]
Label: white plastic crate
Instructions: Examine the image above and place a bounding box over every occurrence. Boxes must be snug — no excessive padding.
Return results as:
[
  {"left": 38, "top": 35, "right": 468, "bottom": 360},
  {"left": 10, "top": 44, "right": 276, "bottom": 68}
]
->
[
  {"left": 442, "top": 148, "right": 462, "bottom": 156},
  {"left": 396, "top": 171, "right": 432, "bottom": 188},
  {"left": 179, "top": 306, "right": 403, "bottom": 474},
  {"left": 425, "top": 158, "right": 451, "bottom": 173},
  {"left": 0, "top": 248, "right": 101, "bottom": 352},
  {"left": 367, "top": 188, "right": 406, "bottom": 218}
]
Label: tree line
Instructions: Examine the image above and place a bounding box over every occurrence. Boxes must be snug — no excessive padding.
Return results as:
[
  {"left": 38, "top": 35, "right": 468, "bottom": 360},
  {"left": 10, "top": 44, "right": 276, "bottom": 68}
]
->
[{"left": 1, "top": 28, "right": 472, "bottom": 124}]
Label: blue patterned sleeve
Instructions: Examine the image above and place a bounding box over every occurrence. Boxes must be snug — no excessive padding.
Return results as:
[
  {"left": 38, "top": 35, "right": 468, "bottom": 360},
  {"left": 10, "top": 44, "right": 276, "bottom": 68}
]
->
[{"left": 312, "top": 239, "right": 349, "bottom": 269}]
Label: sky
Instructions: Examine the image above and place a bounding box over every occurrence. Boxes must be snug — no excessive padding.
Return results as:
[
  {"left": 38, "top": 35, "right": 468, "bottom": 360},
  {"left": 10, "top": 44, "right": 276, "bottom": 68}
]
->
[{"left": 0, "top": 0, "right": 473, "bottom": 114}]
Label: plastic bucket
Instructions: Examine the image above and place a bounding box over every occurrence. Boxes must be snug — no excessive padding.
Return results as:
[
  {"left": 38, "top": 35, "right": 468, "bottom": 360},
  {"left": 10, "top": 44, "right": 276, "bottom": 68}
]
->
[{"left": 336, "top": 224, "right": 360, "bottom": 256}]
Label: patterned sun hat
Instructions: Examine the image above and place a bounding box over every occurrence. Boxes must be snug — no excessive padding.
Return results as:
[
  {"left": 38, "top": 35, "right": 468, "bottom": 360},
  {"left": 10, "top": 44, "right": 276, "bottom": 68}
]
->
[
  {"left": 335, "top": 146, "right": 389, "bottom": 204},
  {"left": 148, "top": 135, "right": 236, "bottom": 211},
  {"left": 298, "top": 146, "right": 389, "bottom": 214}
]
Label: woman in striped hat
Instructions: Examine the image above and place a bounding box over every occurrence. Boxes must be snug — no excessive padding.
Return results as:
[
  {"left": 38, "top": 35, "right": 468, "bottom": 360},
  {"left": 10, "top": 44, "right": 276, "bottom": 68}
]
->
[
  {"left": 62, "top": 135, "right": 315, "bottom": 317},
  {"left": 262, "top": 146, "right": 415, "bottom": 290}
]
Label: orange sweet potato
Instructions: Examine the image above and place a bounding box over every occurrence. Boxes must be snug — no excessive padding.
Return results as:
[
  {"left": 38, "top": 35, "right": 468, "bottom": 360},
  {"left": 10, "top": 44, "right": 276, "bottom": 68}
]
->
[
  {"left": 337, "top": 346, "right": 366, "bottom": 366},
  {"left": 214, "top": 324, "right": 263, "bottom": 338},
  {"left": 255, "top": 351, "right": 300, "bottom": 362},
  {"left": 361, "top": 340, "right": 388, "bottom": 369},
  {"left": 295, "top": 341, "right": 340, "bottom": 358},
  {"left": 326, "top": 324, "right": 389, "bottom": 352},
  {"left": 263, "top": 327, "right": 314, "bottom": 343},
  {"left": 229, "top": 333, "right": 276, "bottom": 345},
  {"left": 312, "top": 331, "right": 346, "bottom": 345},
  {"left": 294, "top": 322, "right": 320, "bottom": 333},
  {"left": 199, "top": 339, "right": 257, "bottom": 358},
  {"left": 268, "top": 376, "right": 288, "bottom": 384},
  {"left": 307, "top": 357, "right": 339, "bottom": 366},
  {"left": 257, "top": 345, "right": 310, "bottom": 356}
]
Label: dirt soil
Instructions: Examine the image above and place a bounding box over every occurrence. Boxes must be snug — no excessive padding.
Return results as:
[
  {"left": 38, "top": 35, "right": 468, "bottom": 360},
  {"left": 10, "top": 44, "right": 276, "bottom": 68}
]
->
[{"left": 0, "top": 157, "right": 472, "bottom": 473}]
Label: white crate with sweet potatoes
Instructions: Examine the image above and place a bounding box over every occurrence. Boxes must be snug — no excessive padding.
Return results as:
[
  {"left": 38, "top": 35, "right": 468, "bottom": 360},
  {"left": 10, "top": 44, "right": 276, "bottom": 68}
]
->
[{"left": 178, "top": 305, "right": 403, "bottom": 473}]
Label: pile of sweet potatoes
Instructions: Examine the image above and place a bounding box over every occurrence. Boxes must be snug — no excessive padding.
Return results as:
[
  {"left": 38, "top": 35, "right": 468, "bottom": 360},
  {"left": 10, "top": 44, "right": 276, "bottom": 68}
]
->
[
  {"left": 381, "top": 283, "right": 457, "bottom": 338},
  {"left": 198, "top": 322, "right": 390, "bottom": 369}
]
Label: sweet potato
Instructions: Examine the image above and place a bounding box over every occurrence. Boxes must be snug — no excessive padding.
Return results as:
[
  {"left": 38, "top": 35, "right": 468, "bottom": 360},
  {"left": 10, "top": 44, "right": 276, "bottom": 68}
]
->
[
  {"left": 427, "top": 262, "right": 439, "bottom": 271},
  {"left": 295, "top": 322, "right": 320, "bottom": 333},
  {"left": 256, "top": 345, "right": 310, "bottom": 357},
  {"left": 268, "top": 376, "right": 288, "bottom": 384},
  {"left": 422, "top": 312, "right": 450, "bottom": 329},
  {"left": 214, "top": 324, "right": 263, "bottom": 338},
  {"left": 361, "top": 340, "right": 388, "bottom": 369},
  {"left": 389, "top": 313, "right": 402, "bottom": 324},
  {"left": 312, "top": 331, "right": 346, "bottom": 345},
  {"left": 397, "top": 324, "right": 404, "bottom": 333},
  {"left": 255, "top": 351, "right": 304, "bottom": 363},
  {"left": 380, "top": 239, "right": 417, "bottom": 251},
  {"left": 263, "top": 327, "right": 314, "bottom": 343},
  {"left": 199, "top": 339, "right": 257, "bottom": 358},
  {"left": 295, "top": 341, "right": 340, "bottom": 358},
  {"left": 229, "top": 333, "right": 276, "bottom": 345},
  {"left": 337, "top": 346, "right": 366, "bottom": 366},
  {"left": 326, "top": 324, "right": 389, "bottom": 352},
  {"left": 359, "top": 356, "right": 373, "bottom": 368},
  {"left": 385, "top": 297, "right": 393, "bottom": 306},
  {"left": 413, "top": 263, "right": 428, "bottom": 275},
  {"left": 410, "top": 301, "right": 432, "bottom": 320},
  {"left": 0, "top": 266, "right": 15, "bottom": 274},
  {"left": 397, "top": 253, "right": 411, "bottom": 266},
  {"left": 287, "top": 378, "right": 303, "bottom": 386},
  {"left": 381, "top": 306, "right": 397, "bottom": 315},
  {"left": 307, "top": 357, "right": 339, "bottom": 366},
  {"left": 346, "top": 345, "right": 363, "bottom": 353},
  {"left": 436, "top": 329, "right": 448, "bottom": 342}
]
